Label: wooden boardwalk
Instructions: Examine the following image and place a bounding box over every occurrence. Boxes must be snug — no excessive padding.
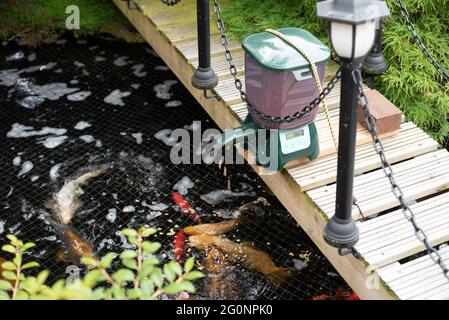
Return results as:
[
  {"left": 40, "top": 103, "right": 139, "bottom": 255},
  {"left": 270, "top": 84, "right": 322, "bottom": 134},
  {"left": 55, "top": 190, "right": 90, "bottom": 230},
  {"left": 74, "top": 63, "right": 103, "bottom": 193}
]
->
[{"left": 113, "top": 0, "right": 449, "bottom": 299}]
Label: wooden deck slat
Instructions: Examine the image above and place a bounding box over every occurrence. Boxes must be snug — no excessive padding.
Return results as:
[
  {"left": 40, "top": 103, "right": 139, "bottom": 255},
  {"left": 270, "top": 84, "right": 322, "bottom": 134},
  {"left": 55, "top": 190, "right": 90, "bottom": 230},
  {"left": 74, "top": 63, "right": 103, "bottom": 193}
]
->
[
  {"left": 113, "top": 0, "right": 449, "bottom": 300},
  {"left": 309, "top": 150, "right": 449, "bottom": 220},
  {"left": 377, "top": 247, "right": 449, "bottom": 300},
  {"left": 289, "top": 123, "right": 438, "bottom": 191},
  {"left": 355, "top": 193, "right": 449, "bottom": 269}
]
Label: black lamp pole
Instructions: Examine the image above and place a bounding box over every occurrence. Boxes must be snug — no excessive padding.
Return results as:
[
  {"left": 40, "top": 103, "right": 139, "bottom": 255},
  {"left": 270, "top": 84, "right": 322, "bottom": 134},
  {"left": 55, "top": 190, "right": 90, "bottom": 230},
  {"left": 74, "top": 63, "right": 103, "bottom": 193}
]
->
[
  {"left": 317, "top": 0, "right": 390, "bottom": 250},
  {"left": 363, "top": 21, "right": 387, "bottom": 76},
  {"left": 324, "top": 58, "right": 360, "bottom": 249},
  {"left": 191, "top": 0, "right": 218, "bottom": 91}
]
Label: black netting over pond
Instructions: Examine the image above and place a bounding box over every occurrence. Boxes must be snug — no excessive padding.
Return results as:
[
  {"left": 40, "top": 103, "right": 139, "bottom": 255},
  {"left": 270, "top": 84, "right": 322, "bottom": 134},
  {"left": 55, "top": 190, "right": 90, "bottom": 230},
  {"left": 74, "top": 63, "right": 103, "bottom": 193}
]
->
[{"left": 0, "top": 35, "right": 348, "bottom": 300}]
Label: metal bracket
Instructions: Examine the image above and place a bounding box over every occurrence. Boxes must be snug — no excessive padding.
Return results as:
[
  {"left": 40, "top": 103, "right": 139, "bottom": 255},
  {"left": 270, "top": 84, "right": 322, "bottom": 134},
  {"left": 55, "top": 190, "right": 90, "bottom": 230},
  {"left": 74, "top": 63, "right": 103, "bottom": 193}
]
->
[
  {"left": 203, "top": 90, "right": 221, "bottom": 101},
  {"left": 122, "top": 0, "right": 142, "bottom": 11},
  {"left": 338, "top": 247, "right": 361, "bottom": 259}
]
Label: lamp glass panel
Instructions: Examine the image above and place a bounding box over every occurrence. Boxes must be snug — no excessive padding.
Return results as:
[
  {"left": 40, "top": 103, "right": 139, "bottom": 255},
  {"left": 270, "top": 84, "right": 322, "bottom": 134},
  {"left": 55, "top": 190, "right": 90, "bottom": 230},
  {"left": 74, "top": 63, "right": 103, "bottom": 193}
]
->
[{"left": 331, "top": 21, "right": 377, "bottom": 59}]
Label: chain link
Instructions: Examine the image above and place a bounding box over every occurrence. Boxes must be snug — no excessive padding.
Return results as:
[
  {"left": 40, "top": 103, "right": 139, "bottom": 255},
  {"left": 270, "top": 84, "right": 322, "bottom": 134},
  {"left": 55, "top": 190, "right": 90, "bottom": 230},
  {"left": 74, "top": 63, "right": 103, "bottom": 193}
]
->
[
  {"left": 353, "top": 68, "right": 449, "bottom": 280},
  {"left": 212, "top": 0, "right": 341, "bottom": 124},
  {"left": 159, "top": 0, "right": 182, "bottom": 6},
  {"left": 395, "top": 0, "right": 449, "bottom": 83}
]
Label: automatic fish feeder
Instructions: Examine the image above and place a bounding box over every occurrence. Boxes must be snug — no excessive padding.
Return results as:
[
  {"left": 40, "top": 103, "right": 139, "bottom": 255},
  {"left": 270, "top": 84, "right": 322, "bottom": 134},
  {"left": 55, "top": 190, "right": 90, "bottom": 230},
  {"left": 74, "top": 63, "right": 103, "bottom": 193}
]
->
[{"left": 222, "top": 28, "right": 331, "bottom": 171}]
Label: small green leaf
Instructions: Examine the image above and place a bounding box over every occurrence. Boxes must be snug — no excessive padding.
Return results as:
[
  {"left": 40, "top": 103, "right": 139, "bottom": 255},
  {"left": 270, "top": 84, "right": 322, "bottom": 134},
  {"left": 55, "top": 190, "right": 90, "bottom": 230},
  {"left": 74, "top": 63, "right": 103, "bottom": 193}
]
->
[
  {"left": 13, "top": 256, "right": 21, "bottom": 268},
  {"left": 100, "top": 253, "right": 116, "bottom": 269},
  {"left": 0, "top": 280, "right": 13, "bottom": 291},
  {"left": 1, "top": 245, "right": 16, "bottom": 254},
  {"left": 6, "top": 234, "right": 18, "bottom": 245},
  {"left": 139, "top": 264, "right": 154, "bottom": 279},
  {"left": 121, "top": 229, "right": 137, "bottom": 237},
  {"left": 15, "top": 290, "right": 29, "bottom": 300},
  {"left": 150, "top": 268, "right": 164, "bottom": 288},
  {"left": 122, "top": 258, "right": 137, "bottom": 270},
  {"left": 140, "top": 278, "right": 155, "bottom": 295},
  {"left": 184, "top": 271, "right": 204, "bottom": 281},
  {"left": 0, "top": 291, "right": 10, "bottom": 300},
  {"left": 112, "top": 269, "right": 135, "bottom": 283},
  {"left": 184, "top": 257, "right": 195, "bottom": 273},
  {"left": 119, "top": 250, "right": 137, "bottom": 260},
  {"left": 81, "top": 256, "right": 97, "bottom": 267},
  {"left": 166, "top": 261, "right": 183, "bottom": 277},
  {"left": 22, "top": 242, "right": 36, "bottom": 251},
  {"left": 140, "top": 227, "right": 157, "bottom": 237},
  {"left": 142, "top": 241, "right": 161, "bottom": 254},
  {"left": 127, "top": 236, "right": 137, "bottom": 245},
  {"left": 83, "top": 270, "right": 104, "bottom": 287},
  {"left": 36, "top": 270, "right": 49, "bottom": 285},
  {"left": 1, "top": 261, "right": 16, "bottom": 271},
  {"left": 22, "top": 261, "right": 40, "bottom": 270},
  {"left": 163, "top": 281, "right": 195, "bottom": 295},
  {"left": 2, "top": 271, "right": 16, "bottom": 281},
  {"left": 127, "top": 288, "right": 141, "bottom": 300},
  {"left": 142, "top": 256, "right": 159, "bottom": 266}
]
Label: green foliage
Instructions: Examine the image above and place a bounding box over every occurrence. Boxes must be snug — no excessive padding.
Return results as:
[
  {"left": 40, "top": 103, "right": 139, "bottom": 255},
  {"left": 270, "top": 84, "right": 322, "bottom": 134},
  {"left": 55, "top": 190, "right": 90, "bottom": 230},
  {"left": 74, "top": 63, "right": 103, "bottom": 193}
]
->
[
  {"left": 0, "top": 0, "right": 121, "bottom": 38},
  {"left": 0, "top": 226, "right": 203, "bottom": 300},
  {"left": 221, "top": 0, "right": 449, "bottom": 144}
]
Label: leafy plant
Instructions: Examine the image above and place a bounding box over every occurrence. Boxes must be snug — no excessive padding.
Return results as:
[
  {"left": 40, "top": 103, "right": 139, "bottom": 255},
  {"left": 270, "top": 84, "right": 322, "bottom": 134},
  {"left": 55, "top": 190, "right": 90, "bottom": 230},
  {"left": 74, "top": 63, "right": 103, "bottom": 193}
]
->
[{"left": 0, "top": 227, "right": 203, "bottom": 300}]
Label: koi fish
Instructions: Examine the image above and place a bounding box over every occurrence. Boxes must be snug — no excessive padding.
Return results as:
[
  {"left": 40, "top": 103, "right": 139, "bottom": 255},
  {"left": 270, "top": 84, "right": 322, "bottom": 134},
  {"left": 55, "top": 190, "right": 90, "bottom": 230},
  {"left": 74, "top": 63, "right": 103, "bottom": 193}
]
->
[
  {"left": 52, "top": 223, "right": 95, "bottom": 266},
  {"left": 188, "top": 234, "right": 295, "bottom": 285},
  {"left": 311, "top": 288, "right": 360, "bottom": 300},
  {"left": 50, "top": 168, "right": 105, "bottom": 224},
  {"left": 171, "top": 192, "right": 201, "bottom": 223},
  {"left": 173, "top": 229, "right": 186, "bottom": 263},
  {"left": 203, "top": 245, "right": 239, "bottom": 300},
  {"left": 183, "top": 219, "right": 239, "bottom": 236}
]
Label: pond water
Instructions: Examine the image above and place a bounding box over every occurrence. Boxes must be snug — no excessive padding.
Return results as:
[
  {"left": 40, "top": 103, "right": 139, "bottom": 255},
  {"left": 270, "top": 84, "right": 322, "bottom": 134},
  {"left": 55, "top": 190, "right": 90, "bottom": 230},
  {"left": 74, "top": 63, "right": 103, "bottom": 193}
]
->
[{"left": 0, "top": 35, "right": 348, "bottom": 299}]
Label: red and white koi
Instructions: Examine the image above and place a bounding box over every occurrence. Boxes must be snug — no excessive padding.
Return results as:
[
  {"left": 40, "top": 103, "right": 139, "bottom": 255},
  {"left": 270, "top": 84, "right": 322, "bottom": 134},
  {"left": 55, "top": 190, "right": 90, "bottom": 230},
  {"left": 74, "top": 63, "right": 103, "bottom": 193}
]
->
[
  {"left": 173, "top": 229, "right": 186, "bottom": 263},
  {"left": 171, "top": 192, "right": 202, "bottom": 223}
]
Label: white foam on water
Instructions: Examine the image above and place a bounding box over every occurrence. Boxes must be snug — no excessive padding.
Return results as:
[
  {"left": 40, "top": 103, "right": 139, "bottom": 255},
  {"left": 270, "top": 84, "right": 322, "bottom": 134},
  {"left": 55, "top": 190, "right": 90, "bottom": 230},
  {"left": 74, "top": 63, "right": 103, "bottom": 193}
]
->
[
  {"left": 37, "top": 135, "right": 68, "bottom": 149},
  {"left": 28, "top": 53, "right": 37, "bottom": 62},
  {"left": 122, "top": 205, "right": 135, "bottom": 213},
  {"left": 146, "top": 211, "right": 163, "bottom": 221},
  {"left": 0, "top": 69, "right": 20, "bottom": 86},
  {"left": 13, "top": 156, "right": 21, "bottom": 166},
  {"left": 6, "top": 187, "right": 13, "bottom": 198},
  {"left": 154, "top": 129, "right": 177, "bottom": 146},
  {"left": 79, "top": 135, "right": 95, "bottom": 143},
  {"left": 132, "top": 64, "right": 147, "bottom": 77},
  {"left": 30, "top": 82, "right": 79, "bottom": 100},
  {"left": 113, "top": 56, "right": 128, "bottom": 67},
  {"left": 200, "top": 189, "right": 256, "bottom": 205},
  {"left": 131, "top": 133, "right": 143, "bottom": 144},
  {"left": 67, "top": 91, "right": 91, "bottom": 101},
  {"left": 70, "top": 79, "right": 79, "bottom": 85},
  {"left": 165, "top": 100, "right": 182, "bottom": 108},
  {"left": 154, "top": 65, "right": 169, "bottom": 71},
  {"left": 94, "top": 56, "right": 106, "bottom": 62},
  {"left": 18, "top": 95, "right": 45, "bottom": 109},
  {"left": 7, "top": 51, "right": 25, "bottom": 61},
  {"left": 173, "top": 176, "right": 194, "bottom": 195},
  {"left": 17, "top": 161, "right": 33, "bottom": 177},
  {"left": 31, "top": 175, "right": 39, "bottom": 182},
  {"left": 7, "top": 123, "right": 67, "bottom": 138},
  {"left": 148, "top": 203, "right": 169, "bottom": 211},
  {"left": 74, "top": 121, "right": 91, "bottom": 130},
  {"left": 106, "top": 208, "right": 117, "bottom": 223},
  {"left": 104, "top": 89, "right": 131, "bottom": 106},
  {"left": 73, "top": 60, "right": 85, "bottom": 68},
  {"left": 292, "top": 259, "right": 308, "bottom": 270},
  {"left": 40, "top": 62, "right": 57, "bottom": 71},
  {"left": 0, "top": 221, "right": 4, "bottom": 234},
  {"left": 49, "top": 163, "right": 62, "bottom": 181},
  {"left": 131, "top": 83, "right": 140, "bottom": 90},
  {"left": 95, "top": 139, "right": 103, "bottom": 148},
  {"left": 153, "top": 80, "right": 177, "bottom": 100},
  {"left": 89, "top": 45, "right": 99, "bottom": 51}
]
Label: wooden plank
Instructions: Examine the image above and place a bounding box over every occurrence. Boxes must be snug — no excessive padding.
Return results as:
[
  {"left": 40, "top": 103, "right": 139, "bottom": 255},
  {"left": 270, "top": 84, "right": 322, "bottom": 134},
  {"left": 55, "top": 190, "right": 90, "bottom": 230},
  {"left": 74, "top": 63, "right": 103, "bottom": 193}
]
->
[
  {"left": 308, "top": 150, "right": 449, "bottom": 220},
  {"left": 355, "top": 193, "right": 449, "bottom": 269},
  {"left": 377, "top": 247, "right": 449, "bottom": 300},
  {"left": 112, "top": 0, "right": 397, "bottom": 299},
  {"left": 289, "top": 123, "right": 438, "bottom": 191}
]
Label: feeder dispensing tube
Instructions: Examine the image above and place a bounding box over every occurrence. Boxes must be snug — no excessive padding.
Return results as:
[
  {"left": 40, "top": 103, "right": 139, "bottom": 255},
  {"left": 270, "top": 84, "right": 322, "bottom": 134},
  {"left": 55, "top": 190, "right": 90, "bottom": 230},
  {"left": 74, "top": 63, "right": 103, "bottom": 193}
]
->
[
  {"left": 323, "top": 59, "right": 360, "bottom": 249},
  {"left": 191, "top": 0, "right": 218, "bottom": 90}
]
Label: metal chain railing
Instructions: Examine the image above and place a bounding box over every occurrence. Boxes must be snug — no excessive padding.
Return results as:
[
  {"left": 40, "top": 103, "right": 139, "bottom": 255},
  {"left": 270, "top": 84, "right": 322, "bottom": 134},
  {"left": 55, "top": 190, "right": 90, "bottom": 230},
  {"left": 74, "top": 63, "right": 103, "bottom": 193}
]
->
[
  {"left": 212, "top": 0, "right": 342, "bottom": 125},
  {"left": 353, "top": 68, "right": 449, "bottom": 280},
  {"left": 395, "top": 0, "right": 449, "bottom": 83}
]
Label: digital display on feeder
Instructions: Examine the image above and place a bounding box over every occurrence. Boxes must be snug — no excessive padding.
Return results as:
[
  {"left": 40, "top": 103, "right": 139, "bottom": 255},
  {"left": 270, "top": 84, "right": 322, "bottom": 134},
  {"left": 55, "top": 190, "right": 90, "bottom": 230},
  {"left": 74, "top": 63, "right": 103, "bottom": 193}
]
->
[{"left": 285, "top": 129, "right": 304, "bottom": 140}]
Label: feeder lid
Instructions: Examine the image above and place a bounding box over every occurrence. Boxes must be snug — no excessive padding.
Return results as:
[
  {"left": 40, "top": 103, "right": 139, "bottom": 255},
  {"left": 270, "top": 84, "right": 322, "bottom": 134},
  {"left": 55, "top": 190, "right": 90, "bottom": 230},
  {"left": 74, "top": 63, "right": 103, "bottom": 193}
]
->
[{"left": 242, "top": 28, "right": 330, "bottom": 72}]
